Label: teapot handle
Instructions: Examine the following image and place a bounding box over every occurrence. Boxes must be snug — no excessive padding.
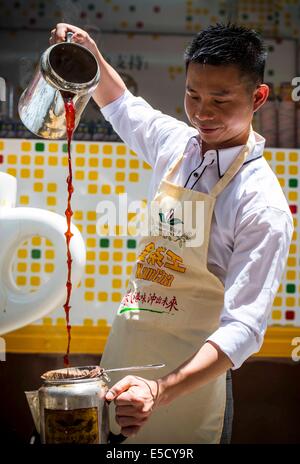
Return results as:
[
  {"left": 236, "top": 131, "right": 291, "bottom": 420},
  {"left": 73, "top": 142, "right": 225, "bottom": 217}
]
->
[{"left": 0, "top": 207, "right": 86, "bottom": 335}]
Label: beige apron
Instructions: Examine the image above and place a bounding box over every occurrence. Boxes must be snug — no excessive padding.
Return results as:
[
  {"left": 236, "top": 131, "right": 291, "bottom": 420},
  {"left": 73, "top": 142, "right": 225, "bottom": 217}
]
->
[{"left": 101, "top": 134, "right": 254, "bottom": 444}]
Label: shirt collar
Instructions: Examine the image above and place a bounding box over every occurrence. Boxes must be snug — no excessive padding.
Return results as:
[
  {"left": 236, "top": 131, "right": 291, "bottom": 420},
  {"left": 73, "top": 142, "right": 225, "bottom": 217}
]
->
[{"left": 188, "top": 130, "right": 265, "bottom": 177}]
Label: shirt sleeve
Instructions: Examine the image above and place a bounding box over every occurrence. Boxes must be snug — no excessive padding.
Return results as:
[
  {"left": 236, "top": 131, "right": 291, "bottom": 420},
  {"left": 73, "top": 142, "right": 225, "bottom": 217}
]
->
[
  {"left": 206, "top": 206, "right": 294, "bottom": 370},
  {"left": 100, "top": 89, "right": 192, "bottom": 167}
]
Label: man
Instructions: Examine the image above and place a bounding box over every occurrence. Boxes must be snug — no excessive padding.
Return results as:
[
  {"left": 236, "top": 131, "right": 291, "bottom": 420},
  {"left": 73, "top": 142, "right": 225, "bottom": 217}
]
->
[{"left": 50, "top": 23, "right": 293, "bottom": 444}]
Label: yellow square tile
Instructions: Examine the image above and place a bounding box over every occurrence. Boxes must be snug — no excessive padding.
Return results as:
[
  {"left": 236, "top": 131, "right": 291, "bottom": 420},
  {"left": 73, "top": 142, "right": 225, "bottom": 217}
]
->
[
  {"left": 102, "top": 158, "right": 112, "bottom": 168},
  {"left": 20, "top": 169, "right": 30, "bottom": 178},
  {"left": 34, "top": 156, "right": 44, "bottom": 165},
  {"left": 115, "top": 172, "right": 125, "bottom": 181},
  {"left": 20, "top": 195, "right": 29, "bottom": 204},
  {"left": 16, "top": 276, "right": 27, "bottom": 286},
  {"left": 34, "top": 169, "right": 44, "bottom": 178},
  {"left": 48, "top": 143, "right": 58, "bottom": 152},
  {"left": 130, "top": 159, "right": 139, "bottom": 169},
  {"left": 7, "top": 168, "right": 17, "bottom": 176},
  {"left": 7, "top": 154, "right": 17, "bottom": 165},
  {"left": 85, "top": 292, "right": 95, "bottom": 301},
  {"left": 88, "top": 184, "right": 98, "bottom": 194},
  {"left": 126, "top": 265, "right": 133, "bottom": 275},
  {"left": 31, "top": 263, "right": 40, "bottom": 273},
  {"left": 32, "top": 237, "right": 41, "bottom": 246},
  {"left": 30, "top": 276, "right": 40, "bottom": 286},
  {"left": 116, "top": 145, "right": 126, "bottom": 155},
  {"left": 278, "top": 178, "right": 285, "bottom": 187},
  {"left": 112, "top": 279, "right": 122, "bottom": 289},
  {"left": 113, "top": 239, "right": 123, "bottom": 248},
  {"left": 288, "top": 257, "right": 296, "bottom": 267},
  {"left": 89, "top": 145, "right": 99, "bottom": 154},
  {"left": 87, "top": 224, "right": 96, "bottom": 234},
  {"left": 85, "top": 278, "right": 95, "bottom": 288},
  {"left": 85, "top": 264, "right": 95, "bottom": 274},
  {"left": 99, "top": 265, "right": 109, "bottom": 274},
  {"left": 115, "top": 185, "right": 125, "bottom": 194},
  {"left": 0, "top": 141, "right": 3, "bottom": 150},
  {"left": 75, "top": 170, "right": 84, "bottom": 180},
  {"left": 101, "top": 184, "right": 111, "bottom": 194},
  {"left": 87, "top": 211, "right": 96, "bottom": 221},
  {"left": 45, "top": 250, "right": 54, "bottom": 259},
  {"left": 289, "top": 151, "right": 298, "bottom": 162},
  {"left": 263, "top": 151, "right": 272, "bottom": 161},
  {"left": 112, "top": 292, "right": 121, "bottom": 302},
  {"left": 75, "top": 157, "right": 85, "bottom": 166},
  {"left": 116, "top": 159, "right": 126, "bottom": 168},
  {"left": 113, "top": 252, "right": 123, "bottom": 261},
  {"left": 289, "top": 192, "right": 298, "bottom": 201},
  {"left": 88, "top": 171, "right": 98, "bottom": 181},
  {"left": 21, "top": 155, "right": 31, "bottom": 164},
  {"left": 273, "top": 297, "right": 282, "bottom": 306},
  {"left": 18, "top": 249, "right": 27, "bottom": 258},
  {"left": 48, "top": 156, "right": 58, "bottom": 165},
  {"left": 113, "top": 265, "right": 122, "bottom": 274},
  {"left": 21, "top": 142, "right": 31, "bottom": 151},
  {"left": 272, "top": 310, "right": 282, "bottom": 320},
  {"left": 99, "top": 251, "right": 109, "bottom": 261},
  {"left": 45, "top": 263, "right": 54, "bottom": 273},
  {"left": 286, "top": 297, "right": 295, "bottom": 307},
  {"left": 76, "top": 144, "right": 86, "bottom": 154},
  {"left": 47, "top": 196, "right": 56, "bottom": 206},
  {"left": 98, "top": 292, "right": 108, "bottom": 301},
  {"left": 89, "top": 157, "right": 99, "bottom": 167},
  {"left": 130, "top": 150, "right": 137, "bottom": 156},
  {"left": 87, "top": 238, "right": 96, "bottom": 248},
  {"left": 17, "top": 263, "right": 27, "bottom": 272},
  {"left": 73, "top": 210, "right": 83, "bottom": 220},
  {"left": 86, "top": 251, "right": 96, "bottom": 261},
  {"left": 127, "top": 252, "right": 136, "bottom": 261},
  {"left": 61, "top": 157, "right": 68, "bottom": 166},
  {"left": 275, "top": 165, "right": 285, "bottom": 175},
  {"left": 47, "top": 183, "right": 57, "bottom": 192},
  {"left": 287, "top": 270, "right": 296, "bottom": 280},
  {"left": 129, "top": 173, "right": 139, "bottom": 182},
  {"left": 34, "top": 182, "right": 43, "bottom": 192},
  {"left": 103, "top": 145, "right": 113, "bottom": 155},
  {"left": 289, "top": 165, "right": 298, "bottom": 175}
]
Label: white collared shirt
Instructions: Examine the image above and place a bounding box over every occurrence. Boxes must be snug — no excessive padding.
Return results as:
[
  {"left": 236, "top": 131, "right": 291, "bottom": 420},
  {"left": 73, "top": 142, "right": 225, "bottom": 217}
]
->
[{"left": 101, "top": 90, "right": 294, "bottom": 369}]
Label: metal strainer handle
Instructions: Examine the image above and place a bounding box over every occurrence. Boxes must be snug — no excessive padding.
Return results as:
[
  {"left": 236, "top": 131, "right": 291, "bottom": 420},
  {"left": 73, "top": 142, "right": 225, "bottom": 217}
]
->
[{"left": 105, "top": 363, "right": 165, "bottom": 374}]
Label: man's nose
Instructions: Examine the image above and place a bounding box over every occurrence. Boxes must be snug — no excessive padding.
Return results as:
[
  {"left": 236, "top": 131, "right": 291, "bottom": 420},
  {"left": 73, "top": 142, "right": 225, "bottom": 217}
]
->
[{"left": 194, "top": 104, "right": 214, "bottom": 120}]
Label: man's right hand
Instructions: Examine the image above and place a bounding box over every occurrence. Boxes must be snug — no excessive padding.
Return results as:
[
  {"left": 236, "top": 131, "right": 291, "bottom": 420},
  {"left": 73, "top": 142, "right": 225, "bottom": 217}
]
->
[{"left": 49, "top": 23, "right": 97, "bottom": 55}]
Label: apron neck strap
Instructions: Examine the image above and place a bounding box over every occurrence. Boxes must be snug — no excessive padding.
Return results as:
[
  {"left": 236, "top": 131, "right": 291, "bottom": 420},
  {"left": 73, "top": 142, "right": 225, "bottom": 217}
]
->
[{"left": 210, "top": 129, "right": 256, "bottom": 199}]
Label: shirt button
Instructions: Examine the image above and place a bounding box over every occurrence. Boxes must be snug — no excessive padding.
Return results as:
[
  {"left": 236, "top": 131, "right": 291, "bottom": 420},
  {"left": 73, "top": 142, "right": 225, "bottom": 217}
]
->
[{"left": 193, "top": 172, "right": 199, "bottom": 177}]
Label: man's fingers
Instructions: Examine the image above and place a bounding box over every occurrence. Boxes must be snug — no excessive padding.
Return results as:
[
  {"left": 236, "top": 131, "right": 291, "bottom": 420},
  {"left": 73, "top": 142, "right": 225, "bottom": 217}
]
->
[
  {"left": 106, "top": 375, "right": 137, "bottom": 401},
  {"left": 116, "top": 415, "right": 147, "bottom": 428}
]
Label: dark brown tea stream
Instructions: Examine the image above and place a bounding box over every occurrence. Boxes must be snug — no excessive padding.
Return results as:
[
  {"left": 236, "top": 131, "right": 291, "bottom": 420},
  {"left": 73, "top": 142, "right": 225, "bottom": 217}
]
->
[{"left": 61, "top": 91, "right": 76, "bottom": 367}]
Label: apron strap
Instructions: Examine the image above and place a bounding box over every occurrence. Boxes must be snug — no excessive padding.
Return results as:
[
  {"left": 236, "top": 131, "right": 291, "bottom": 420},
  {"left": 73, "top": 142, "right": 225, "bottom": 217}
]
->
[{"left": 210, "top": 129, "right": 256, "bottom": 199}]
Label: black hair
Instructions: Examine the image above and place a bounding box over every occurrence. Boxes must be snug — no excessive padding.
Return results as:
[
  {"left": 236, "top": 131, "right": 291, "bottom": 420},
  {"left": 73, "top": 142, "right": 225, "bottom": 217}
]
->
[{"left": 184, "top": 23, "right": 267, "bottom": 88}]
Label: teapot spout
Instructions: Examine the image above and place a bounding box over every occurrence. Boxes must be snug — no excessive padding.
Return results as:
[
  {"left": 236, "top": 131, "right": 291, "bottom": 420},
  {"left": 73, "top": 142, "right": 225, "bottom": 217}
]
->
[{"left": 25, "top": 391, "right": 40, "bottom": 434}]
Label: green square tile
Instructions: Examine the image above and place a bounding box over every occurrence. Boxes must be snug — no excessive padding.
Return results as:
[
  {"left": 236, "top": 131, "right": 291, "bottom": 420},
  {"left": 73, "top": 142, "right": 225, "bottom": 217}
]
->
[
  {"left": 100, "top": 238, "right": 110, "bottom": 248},
  {"left": 35, "top": 142, "right": 45, "bottom": 152},
  {"left": 127, "top": 239, "right": 136, "bottom": 249},
  {"left": 31, "top": 249, "right": 41, "bottom": 259},
  {"left": 286, "top": 284, "right": 296, "bottom": 293},
  {"left": 63, "top": 143, "right": 68, "bottom": 153},
  {"left": 289, "top": 179, "right": 298, "bottom": 188}
]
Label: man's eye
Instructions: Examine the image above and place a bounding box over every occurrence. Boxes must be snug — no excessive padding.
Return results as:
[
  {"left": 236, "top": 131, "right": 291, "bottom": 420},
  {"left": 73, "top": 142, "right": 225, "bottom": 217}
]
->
[{"left": 215, "top": 100, "right": 228, "bottom": 104}]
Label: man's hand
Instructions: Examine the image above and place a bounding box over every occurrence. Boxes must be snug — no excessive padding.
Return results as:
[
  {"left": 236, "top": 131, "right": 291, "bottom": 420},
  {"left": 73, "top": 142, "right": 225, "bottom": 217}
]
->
[
  {"left": 106, "top": 375, "right": 159, "bottom": 437},
  {"left": 49, "top": 23, "right": 97, "bottom": 54}
]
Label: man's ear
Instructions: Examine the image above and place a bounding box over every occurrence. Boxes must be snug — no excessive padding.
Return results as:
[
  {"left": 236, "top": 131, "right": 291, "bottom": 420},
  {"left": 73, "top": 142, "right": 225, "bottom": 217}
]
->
[{"left": 253, "top": 84, "right": 269, "bottom": 112}]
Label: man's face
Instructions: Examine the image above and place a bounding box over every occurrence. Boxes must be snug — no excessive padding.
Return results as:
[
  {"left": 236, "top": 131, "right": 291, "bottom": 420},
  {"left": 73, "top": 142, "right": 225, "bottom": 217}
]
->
[{"left": 184, "top": 62, "right": 268, "bottom": 150}]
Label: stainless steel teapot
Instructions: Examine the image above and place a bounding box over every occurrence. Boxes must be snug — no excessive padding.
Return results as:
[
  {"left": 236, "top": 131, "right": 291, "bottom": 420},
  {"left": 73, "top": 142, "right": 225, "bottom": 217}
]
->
[
  {"left": 25, "top": 363, "right": 165, "bottom": 444},
  {"left": 18, "top": 32, "right": 100, "bottom": 139}
]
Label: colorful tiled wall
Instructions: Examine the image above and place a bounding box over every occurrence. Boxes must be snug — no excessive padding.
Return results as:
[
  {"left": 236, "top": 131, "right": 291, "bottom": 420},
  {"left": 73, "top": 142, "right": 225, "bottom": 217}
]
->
[{"left": 0, "top": 139, "right": 299, "bottom": 336}]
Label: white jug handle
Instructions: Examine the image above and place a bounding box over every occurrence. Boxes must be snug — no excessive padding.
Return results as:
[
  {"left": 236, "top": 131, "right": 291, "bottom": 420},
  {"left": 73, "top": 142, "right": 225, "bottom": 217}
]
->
[{"left": 0, "top": 207, "right": 86, "bottom": 335}]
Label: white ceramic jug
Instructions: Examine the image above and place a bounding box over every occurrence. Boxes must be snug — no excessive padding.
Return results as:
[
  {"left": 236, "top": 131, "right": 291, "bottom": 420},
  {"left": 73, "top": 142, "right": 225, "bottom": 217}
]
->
[{"left": 0, "top": 172, "right": 86, "bottom": 335}]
